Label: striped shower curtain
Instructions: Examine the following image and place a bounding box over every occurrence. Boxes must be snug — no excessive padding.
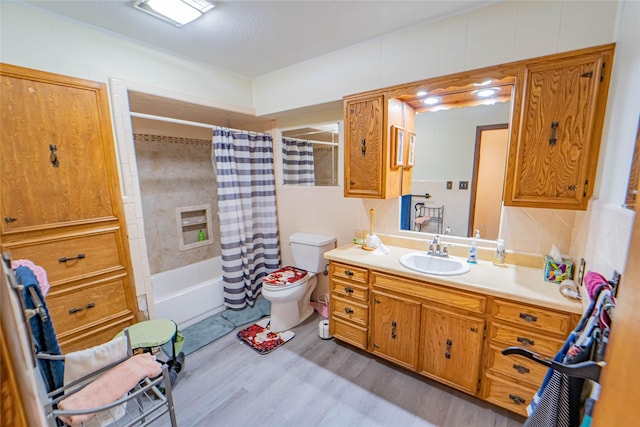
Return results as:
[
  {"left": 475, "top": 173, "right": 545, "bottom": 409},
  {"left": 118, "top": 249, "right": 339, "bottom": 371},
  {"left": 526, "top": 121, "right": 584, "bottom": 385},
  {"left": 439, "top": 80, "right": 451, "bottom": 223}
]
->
[
  {"left": 282, "top": 138, "right": 315, "bottom": 185},
  {"left": 212, "top": 127, "right": 281, "bottom": 309}
]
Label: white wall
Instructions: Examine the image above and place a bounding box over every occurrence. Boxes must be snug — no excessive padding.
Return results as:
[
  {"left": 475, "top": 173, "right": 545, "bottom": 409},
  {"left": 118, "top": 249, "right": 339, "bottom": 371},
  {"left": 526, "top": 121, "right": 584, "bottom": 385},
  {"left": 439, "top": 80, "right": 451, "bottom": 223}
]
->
[
  {"left": 253, "top": 0, "right": 618, "bottom": 116},
  {"left": 0, "top": 1, "right": 254, "bottom": 109}
]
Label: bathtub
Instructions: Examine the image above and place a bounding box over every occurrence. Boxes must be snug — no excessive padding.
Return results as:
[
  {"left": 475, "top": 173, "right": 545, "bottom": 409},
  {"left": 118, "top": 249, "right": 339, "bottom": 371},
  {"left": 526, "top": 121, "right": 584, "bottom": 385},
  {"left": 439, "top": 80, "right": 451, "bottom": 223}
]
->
[{"left": 152, "top": 257, "right": 226, "bottom": 329}]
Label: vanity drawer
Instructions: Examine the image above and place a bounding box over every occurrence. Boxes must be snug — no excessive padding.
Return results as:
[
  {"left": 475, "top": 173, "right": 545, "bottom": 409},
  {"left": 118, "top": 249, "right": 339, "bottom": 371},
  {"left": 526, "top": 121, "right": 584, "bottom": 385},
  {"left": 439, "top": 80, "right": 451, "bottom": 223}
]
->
[
  {"left": 7, "top": 230, "right": 124, "bottom": 285},
  {"left": 484, "top": 373, "right": 536, "bottom": 417},
  {"left": 47, "top": 277, "right": 131, "bottom": 336},
  {"left": 489, "top": 323, "right": 564, "bottom": 358},
  {"left": 331, "top": 262, "right": 369, "bottom": 284},
  {"left": 332, "top": 296, "right": 368, "bottom": 326},
  {"left": 331, "top": 277, "right": 368, "bottom": 302},
  {"left": 490, "top": 299, "right": 573, "bottom": 336},
  {"left": 373, "top": 272, "right": 486, "bottom": 314},
  {"left": 486, "top": 344, "right": 547, "bottom": 388},
  {"left": 330, "top": 317, "right": 367, "bottom": 349}
]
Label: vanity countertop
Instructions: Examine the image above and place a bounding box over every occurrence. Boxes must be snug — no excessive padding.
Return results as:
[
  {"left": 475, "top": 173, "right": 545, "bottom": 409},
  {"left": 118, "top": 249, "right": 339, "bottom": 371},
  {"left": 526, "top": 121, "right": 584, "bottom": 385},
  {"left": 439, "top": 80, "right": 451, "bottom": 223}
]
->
[{"left": 324, "top": 243, "right": 583, "bottom": 315}]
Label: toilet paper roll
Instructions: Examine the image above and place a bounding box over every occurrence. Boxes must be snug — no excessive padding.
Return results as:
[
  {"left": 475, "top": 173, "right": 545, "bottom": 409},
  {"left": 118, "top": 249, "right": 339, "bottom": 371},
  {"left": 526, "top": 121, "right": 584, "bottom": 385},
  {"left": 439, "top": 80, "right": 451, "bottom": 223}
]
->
[{"left": 318, "top": 319, "right": 331, "bottom": 339}]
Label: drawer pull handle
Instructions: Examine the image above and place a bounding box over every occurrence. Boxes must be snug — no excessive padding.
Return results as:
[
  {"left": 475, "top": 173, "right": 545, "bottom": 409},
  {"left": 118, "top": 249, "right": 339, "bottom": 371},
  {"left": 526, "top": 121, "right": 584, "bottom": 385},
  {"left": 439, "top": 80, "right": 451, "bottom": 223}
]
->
[
  {"left": 344, "top": 307, "right": 354, "bottom": 314},
  {"left": 344, "top": 287, "right": 354, "bottom": 293},
  {"left": 513, "top": 364, "right": 530, "bottom": 375},
  {"left": 59, "top": 253, "right": 86, "bottom": 263},
  {"left": 344, "top": 269, "right": 354, "bottom": 277},
  {"left": 68, "top": 303, "right": 95, "bottom": 314},
  {"left": 519, "top": 313, "right": 537, "bottom": 323},
  {"left": 4, "top": 217, "right": 17, "bottom": 223},
  {"left": 50, "top": 144, "right": 60, "bottom": 167},
  {"left": 445, "top": 339, "right": 452, "bottom": 359},
  {"left": 391, "top": 321, "right": 397, "bottom": 339},
  {"left": 509, "top": 394, "right": 526, "bottom": 405},
  {"left": 517, "top": 336, "right": 535, "bottom": 346}
]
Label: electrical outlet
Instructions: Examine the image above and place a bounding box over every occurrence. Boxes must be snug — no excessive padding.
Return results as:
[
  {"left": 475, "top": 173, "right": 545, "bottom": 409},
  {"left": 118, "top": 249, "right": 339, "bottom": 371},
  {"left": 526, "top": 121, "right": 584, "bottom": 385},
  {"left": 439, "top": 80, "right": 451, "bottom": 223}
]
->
[
  {"left": 459, "top": 181, "right": 469, "bottom": 190},
  {"left": 446, "top": 181, "right": 453, "bottom": 190}
]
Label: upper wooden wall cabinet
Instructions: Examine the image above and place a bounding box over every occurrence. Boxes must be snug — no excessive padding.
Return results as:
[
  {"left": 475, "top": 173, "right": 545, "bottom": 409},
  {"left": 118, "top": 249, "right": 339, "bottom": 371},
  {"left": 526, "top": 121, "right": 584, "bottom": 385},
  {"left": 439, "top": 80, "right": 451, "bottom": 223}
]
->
[
  {"left": 344, "top": 94, "right": 414, "bottom": 199},
  {"left": 0, "top": 64, "right": 139, "bottom": 351},
  {"left": 343, "top": 44, "right": 615, "bottom": 209},
  {"left": 504, "top": 46, "right": 614, "bottom": 209}
]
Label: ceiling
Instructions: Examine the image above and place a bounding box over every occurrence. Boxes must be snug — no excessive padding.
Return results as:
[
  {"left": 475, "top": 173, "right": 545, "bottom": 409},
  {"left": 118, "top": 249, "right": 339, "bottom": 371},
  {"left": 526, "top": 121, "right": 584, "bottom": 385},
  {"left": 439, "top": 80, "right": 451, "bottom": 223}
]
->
[{"left": 24, "top": 0, "right": 497, "bottom": 78}]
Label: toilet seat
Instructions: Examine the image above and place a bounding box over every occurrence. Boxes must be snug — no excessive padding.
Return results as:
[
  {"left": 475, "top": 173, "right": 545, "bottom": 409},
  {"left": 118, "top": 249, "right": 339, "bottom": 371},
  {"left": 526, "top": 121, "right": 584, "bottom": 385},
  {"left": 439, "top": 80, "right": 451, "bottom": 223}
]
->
[{"left": 262, "top": 266, "right": 310, "bottom": 291}]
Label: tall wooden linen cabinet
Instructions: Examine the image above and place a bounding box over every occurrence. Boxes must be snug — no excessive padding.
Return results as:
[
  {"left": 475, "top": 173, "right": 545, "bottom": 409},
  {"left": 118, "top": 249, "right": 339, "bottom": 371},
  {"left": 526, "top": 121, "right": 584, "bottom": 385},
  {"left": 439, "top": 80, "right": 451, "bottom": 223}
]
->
[{"left": 0, "top": 64, "right": 139, "bottom": 352}]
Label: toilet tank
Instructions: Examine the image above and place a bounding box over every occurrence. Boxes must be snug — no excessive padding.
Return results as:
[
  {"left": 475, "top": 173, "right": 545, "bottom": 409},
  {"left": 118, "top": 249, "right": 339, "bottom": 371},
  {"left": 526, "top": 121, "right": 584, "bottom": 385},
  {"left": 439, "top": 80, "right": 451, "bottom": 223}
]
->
[{"left": 289, "top": 232, "right": 337, "bottom": 273}]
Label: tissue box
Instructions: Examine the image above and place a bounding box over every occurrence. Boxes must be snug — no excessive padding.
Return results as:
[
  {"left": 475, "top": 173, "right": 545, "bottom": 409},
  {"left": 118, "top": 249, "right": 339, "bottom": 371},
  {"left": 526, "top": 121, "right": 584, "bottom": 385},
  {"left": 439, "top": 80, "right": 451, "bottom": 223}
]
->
[{"left": 544, "top": 256, "right": 573, "bottom": 283}]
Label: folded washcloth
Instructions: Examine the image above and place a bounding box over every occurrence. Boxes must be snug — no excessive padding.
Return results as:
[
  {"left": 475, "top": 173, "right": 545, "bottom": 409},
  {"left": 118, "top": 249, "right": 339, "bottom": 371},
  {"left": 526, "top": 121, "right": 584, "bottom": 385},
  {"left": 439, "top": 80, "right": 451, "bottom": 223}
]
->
[
  {"left": 58, "top": 353, "right": 162, "bottom": 427},
  {"left": 12, "top": 259, "right": 50, "bottom": 296},
  {"left": 63, "top": 336, "right": 129, "bottom": 424}
]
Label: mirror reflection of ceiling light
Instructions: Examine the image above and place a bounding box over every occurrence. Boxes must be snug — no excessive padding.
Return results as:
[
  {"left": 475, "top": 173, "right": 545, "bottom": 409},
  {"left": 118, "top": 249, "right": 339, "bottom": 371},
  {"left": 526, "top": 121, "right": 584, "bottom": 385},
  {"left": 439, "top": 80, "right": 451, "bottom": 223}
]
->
[
  {"left": 423, "top": 96, "right": 442, "bottom": 105},
  {"left": 475, "top": 88, "right": 499, "bottom": 98},
  {"left": 473, "top": 79, "right": 493, "bottom": 87},
  {"left": 416, "top": 91, "right": 428, "bottom": 96},
  {"left": 132, "top": 0, "right": 215, "bottom": 27}
]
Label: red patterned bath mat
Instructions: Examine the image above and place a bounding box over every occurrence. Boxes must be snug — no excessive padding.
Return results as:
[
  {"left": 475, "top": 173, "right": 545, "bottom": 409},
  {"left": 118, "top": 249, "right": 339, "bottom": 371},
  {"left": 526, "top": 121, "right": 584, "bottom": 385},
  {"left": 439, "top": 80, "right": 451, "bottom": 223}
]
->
[{"left": 236, "top": 318, "right": 294, "bottom": 355}]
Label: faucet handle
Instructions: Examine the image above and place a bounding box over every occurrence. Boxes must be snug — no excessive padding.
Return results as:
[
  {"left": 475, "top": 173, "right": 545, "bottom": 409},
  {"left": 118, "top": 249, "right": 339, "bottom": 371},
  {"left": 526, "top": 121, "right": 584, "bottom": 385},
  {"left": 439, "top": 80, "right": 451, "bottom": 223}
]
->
[
  {"left": 442, "top": 243, "right": 452, "bottom": 257},
  {"left": 432, "top": 234, "right": 440, "bottom": 244}
]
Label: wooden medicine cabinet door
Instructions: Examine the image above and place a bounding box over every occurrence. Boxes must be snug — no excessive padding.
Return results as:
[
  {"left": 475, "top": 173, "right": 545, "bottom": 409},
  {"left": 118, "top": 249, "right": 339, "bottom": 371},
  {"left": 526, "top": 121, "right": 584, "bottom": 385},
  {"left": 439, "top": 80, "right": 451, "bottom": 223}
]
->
[
  {"left": 505, "top": 46, "right": 614, "bottom": 210},
  {"left": 344, "top": 94, "right": 386, "bottom": 198}
]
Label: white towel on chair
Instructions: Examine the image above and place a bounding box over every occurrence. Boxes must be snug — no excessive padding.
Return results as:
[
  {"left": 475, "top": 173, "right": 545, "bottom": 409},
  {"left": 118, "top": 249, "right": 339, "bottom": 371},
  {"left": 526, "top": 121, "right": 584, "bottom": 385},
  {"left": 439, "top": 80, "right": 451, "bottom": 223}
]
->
[{"left": 63, "top": 336, "right": 128, "bottom": 425}]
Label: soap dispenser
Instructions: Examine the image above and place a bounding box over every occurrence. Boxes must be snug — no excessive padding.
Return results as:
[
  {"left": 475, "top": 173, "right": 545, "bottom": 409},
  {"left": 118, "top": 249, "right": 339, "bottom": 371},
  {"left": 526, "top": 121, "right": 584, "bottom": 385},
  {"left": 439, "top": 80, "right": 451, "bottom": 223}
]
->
[
  {"left": 467, "top": 230, "right": 480, "bottom": 264},
  {"left": 198, "top": 229, "right": 206, "bottom": 242}
]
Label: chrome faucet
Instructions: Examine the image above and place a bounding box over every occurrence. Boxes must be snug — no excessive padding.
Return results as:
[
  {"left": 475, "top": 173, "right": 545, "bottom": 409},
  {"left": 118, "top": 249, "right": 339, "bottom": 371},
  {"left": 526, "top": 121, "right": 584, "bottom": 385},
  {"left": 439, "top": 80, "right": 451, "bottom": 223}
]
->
[{"left": 427, "top": 235, "right": 450, "bottom": 257}]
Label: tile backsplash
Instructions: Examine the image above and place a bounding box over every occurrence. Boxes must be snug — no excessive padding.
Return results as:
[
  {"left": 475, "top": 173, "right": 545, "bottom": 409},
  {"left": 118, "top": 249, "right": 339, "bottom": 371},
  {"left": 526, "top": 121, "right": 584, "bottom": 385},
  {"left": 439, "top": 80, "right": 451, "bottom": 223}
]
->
[{"left": 500, "top": 206, "right": 576, "bottom": 256}]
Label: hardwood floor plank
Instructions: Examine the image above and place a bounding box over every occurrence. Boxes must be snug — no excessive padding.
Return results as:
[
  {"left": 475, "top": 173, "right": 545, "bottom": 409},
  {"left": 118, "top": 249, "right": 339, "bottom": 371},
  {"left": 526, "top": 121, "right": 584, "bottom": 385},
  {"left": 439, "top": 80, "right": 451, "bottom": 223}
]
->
[{"left": 156, "top": 314, "right": 524, "bottom": 427}]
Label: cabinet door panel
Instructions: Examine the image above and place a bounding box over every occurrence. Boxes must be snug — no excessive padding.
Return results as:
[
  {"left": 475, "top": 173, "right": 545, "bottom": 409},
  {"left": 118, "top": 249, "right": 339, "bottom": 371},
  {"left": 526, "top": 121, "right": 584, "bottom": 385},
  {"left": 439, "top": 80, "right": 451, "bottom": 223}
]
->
[
  {"left": 1, "top": 75, "right": 115, "bottom": 232},
  {"left": 420, "top": 306, "right": 484, "bottom": 394},
  {"left": 345, "top": 96, "right": 384, "bottom": 197},
  {"left": 510, "top": 54, "right": 603, "bottom": 208},
  {"left": 371, "top": 290, "right": 420, "bottom": 370}
]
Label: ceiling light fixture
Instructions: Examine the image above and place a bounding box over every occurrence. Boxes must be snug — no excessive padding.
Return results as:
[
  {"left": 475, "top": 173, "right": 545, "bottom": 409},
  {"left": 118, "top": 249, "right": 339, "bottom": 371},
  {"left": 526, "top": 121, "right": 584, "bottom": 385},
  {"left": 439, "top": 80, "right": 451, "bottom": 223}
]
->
[
  {"left": 132, "top": 0, "right": 215, "bottom": 27},
  {"left": 474, "top": 88, "right": 499, "bottom": 98},
  {"left": 423, "top": 96, "right": 442, "bottom": 105},
  {"left": 473, "top": 79, "right": 493, "bottom": 87},
  {"left": 416, "top": 91, "right": 428, "bottom": 97}
]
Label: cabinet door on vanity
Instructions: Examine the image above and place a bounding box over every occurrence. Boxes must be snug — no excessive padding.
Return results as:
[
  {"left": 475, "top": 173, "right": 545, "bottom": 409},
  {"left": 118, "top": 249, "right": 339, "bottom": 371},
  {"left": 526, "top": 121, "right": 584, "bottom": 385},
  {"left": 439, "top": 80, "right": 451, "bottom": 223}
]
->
[
  {"left": 344, "top": 94, "right": 385, "bottom": 198},
  {"left": 419, "top": 306, "right": 485, "bottom": 394},
  {"left": 371, "top": 290, "right": 421, "bottom": 370},
  {"left": 505, "top": 47, "right": 613, "bottom": 209}
]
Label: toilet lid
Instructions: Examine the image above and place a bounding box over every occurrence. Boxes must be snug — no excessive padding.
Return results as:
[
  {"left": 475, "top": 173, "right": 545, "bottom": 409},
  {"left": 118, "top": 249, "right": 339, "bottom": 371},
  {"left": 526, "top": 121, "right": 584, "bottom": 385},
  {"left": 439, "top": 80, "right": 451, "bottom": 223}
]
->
[{"left": 262, "top": 266, "right": 309, "bottom": 289}]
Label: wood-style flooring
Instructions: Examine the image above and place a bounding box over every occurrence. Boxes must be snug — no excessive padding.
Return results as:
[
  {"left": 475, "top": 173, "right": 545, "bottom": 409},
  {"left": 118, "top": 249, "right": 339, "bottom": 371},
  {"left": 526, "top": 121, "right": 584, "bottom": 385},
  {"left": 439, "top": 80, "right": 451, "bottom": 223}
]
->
[{"left": 157, "top": 314, "right": 525, "bottom": 427}]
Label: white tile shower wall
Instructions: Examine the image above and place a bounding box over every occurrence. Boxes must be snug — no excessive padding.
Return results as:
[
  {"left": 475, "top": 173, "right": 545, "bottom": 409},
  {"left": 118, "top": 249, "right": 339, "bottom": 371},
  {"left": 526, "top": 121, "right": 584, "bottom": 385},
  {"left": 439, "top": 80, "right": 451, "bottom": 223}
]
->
[{"left": 500, "top": 206, "right": 576, "bottom": 256}]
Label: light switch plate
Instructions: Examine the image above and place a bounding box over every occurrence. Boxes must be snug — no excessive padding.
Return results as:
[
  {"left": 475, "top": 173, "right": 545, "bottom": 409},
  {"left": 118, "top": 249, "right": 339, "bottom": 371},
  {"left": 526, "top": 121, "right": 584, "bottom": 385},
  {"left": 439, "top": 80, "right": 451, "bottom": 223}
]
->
[
  {"left": 446, "top": 181, "right": 453, "bottom": 189},
  {"left": 459, "top": 181, "right": 469, "bottom": 190}
]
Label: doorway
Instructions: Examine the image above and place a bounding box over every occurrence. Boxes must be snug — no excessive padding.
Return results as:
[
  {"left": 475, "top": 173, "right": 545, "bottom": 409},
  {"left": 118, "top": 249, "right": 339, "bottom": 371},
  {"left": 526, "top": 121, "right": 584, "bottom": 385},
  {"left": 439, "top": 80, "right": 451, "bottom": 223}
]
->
[{"left": 468, "top": 124, "right": 509, "bottom": 239}]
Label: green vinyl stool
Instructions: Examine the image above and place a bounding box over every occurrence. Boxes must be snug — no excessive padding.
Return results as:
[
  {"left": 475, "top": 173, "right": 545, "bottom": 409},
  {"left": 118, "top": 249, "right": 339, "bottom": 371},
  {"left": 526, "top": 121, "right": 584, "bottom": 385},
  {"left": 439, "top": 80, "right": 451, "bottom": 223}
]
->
[{"left": 116, "top": 319, "right": 185, "bottom": 385}]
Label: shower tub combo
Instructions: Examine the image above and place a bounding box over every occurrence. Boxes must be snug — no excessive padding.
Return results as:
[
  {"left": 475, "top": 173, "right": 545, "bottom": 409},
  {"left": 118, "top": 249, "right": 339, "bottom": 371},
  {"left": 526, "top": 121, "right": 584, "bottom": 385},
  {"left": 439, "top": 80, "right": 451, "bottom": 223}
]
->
[{"left": 151, "top": 257, "right": 225, "bottom": 328}]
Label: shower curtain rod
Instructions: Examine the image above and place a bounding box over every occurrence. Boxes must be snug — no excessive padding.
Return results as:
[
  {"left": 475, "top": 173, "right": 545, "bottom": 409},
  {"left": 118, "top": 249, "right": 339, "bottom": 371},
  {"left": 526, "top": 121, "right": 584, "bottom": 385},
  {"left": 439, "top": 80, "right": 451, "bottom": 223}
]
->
[
  {"left": 129, "top": 111, "right": 269, "bottom": 135},
  {"left": 282, "top": 136, "right": 339, "bottom": 147}
]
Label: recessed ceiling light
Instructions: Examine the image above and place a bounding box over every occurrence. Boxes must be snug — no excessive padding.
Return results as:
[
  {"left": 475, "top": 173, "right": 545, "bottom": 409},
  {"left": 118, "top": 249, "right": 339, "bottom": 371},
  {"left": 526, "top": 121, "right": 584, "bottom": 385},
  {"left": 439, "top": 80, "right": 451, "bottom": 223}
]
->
[
  {"left": 475, "top": 88, "right": 498, "bottom": 98},
  {"left": 132, "top": 0, "right": 215, "bottom": 27},
  {"left": 473, "top": 80, "right": 493, "bottom": 87},
  {"left": 416, "top": 91, "right": 428, "bottom": 97},
  {"left": 423, "top": 96, "right": 442, "bottom": 105}
]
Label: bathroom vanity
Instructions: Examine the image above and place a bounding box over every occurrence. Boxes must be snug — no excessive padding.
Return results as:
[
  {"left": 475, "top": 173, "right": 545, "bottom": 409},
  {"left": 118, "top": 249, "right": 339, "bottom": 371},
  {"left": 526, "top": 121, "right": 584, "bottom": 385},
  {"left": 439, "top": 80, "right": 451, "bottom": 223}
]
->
[{"left": 325, "top": 243, "right": 582, "bottom": 416}]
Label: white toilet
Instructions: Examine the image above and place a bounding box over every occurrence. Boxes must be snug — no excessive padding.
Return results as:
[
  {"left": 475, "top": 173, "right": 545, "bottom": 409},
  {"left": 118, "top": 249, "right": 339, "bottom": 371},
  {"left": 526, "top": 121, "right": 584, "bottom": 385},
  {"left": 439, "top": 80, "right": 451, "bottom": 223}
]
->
[{"left": 262, "top": 232, "right": 336, "bottom": 332}]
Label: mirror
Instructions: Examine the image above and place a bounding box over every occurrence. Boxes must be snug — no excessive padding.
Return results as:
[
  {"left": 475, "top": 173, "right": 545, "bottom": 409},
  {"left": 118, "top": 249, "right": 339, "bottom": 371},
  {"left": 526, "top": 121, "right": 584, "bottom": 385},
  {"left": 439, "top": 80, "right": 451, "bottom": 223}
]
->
[
  {"left": 398, "top": 84, "right": 512, "bottom": 239},
  {"left": 281, "top": 123, "right": 339, "bottom": 186}
]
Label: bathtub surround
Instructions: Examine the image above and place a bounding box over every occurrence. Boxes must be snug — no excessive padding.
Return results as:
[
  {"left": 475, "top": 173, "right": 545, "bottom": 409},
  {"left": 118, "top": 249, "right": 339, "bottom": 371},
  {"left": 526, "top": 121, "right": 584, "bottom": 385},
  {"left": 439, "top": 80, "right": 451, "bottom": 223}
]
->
[
  {"left": 212, "top": 128, "right": 281, "bottom": 309},
  {"left": 134, "top": 133, "right": 221, "bottom": 274}
]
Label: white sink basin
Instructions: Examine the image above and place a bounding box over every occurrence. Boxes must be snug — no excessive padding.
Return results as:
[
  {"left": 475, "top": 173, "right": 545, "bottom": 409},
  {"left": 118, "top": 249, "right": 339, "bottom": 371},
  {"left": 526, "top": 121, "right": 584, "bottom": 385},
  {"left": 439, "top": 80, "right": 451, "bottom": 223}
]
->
[{"left": 399, "top": 252, "right": 470, "bottom": 276}]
